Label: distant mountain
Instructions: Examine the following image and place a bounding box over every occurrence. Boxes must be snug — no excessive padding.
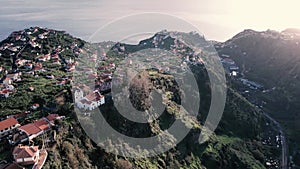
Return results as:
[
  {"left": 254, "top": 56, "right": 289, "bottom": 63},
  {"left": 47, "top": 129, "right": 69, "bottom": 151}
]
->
[
  {"left": 215, "top": 28, "right": 300, "bottom": 166},
  {"left": 281, "top": 28, "right": 300, "bottom": 35},
  {"left": 216, "top": 29, "right": 300, "bottom": 110}
]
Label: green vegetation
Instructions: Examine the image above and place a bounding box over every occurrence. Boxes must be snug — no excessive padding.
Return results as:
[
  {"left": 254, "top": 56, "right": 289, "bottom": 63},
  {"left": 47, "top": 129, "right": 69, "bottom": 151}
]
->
[
  {"left": 0, "top": 28, "right": 275, "bottom": 168},
  {"left": 216, "top": 29, "right": 300, "bottom": 165}
]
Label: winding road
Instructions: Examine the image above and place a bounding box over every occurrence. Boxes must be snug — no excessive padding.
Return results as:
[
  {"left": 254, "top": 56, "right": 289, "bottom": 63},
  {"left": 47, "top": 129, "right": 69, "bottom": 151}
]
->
[{"left": 263, "top": 113, "right": 288, "bottom": 169}]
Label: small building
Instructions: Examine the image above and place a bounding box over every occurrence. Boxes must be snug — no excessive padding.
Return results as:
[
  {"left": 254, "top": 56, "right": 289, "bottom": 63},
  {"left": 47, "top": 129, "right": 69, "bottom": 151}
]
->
[
  {"left": 37, "top": 54, "right": 50, "bottom": 62},
  {"left": 75, "top": 90, "right": 105, "bottom": 111},
  {"left": 6, "top": 72, "right": 22, "bottom": 82},
  {"left": 16, "top": 59, "right": 27, "bottom": 67},
  {"left": 46, "top": 114, "right": 62, "bottom": 123},
  {"left": 66, "top": 63, "right": 75, "bottom": 72},
  {"left": 0, "top": 89, "right": 10, "bottom": 98},
  {"left": 11, "top": 115, "right": 63, "bottom": 144},
  {"left": 221, "top": 58, "right": 235, "bottom": 65},
  {"left": 0, "top": 84, "right": 14, "bottom": 98},
  {"left": 28, "top": 86, "right": 34, "bottom": 92},
  {"left": 24, "top": 63, "right": 33, "bottom": 70},
  {"left": 13, "top": 145, "right": 40, "bottom": 165},
  {"left": 229, "top": 65, "right": 239, "bottom": 71},
  {"left": 0, "top": 117, "right": 20, "bottom": 138},
  {"left": 2, "top": 78, "right": 12, "bottom": 85},
  {"left": 31, "top": 103, "right": 40, "bottom": 110},
  {"left": 33, "top": 63, "right": 44, "bottom": 72},
  {"left": 240, "top": 78, "right": 263, "bottom": 89}
]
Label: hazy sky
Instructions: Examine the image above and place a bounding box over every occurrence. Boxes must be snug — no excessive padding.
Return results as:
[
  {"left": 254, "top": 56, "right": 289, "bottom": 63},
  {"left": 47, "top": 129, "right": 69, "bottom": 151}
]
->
[{"left": 1, "top": 0, "right": 300, "bottom": 42}]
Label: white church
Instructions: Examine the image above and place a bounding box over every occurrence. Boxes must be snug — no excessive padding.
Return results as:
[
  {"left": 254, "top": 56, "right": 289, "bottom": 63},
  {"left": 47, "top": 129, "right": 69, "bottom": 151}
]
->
[{"left": 75, "top": 89, "right": 105, "bottom": 111}]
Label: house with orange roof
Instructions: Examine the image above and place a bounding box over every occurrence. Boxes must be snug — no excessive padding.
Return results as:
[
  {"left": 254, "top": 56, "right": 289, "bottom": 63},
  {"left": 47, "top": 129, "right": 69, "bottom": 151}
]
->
[
  {"left": 51, "top": 54, "right": 60, "bottom": 64},
  {"left": 13, "top": 145, "right": 39, "bottom": 165},
  {"left": 2, "top": 78, "right": 12, "bottom": 85},
  {"left": 65, "top": 63, "right": 75, "bottom": 72},
  {"left": 75, "top": 90, "right": 105, "bottom": 111},
  {"left": 46, "top": 114, "right": 62, "bottom": 123},
  {"left": 37, "top": 54, "right": 50, "bottom": 62},
  {"left": 0, "top": 84, "right": 15, "bottom": 98},
  {"left": 33, "top": 62, "right": 44, "bottom": 72},
  {"left": 0, "top": 117, "right": 20, "bottom": 138},
  {"left": 0, "top": 89, "right": 10, "bottom": 98},
  {"left": 11, "top": 115, "right": 63, "bottom": 144},
  {"left": 33, "top": 119, "right": 51, "bottom": 131},
  {"left": 15, "top": 59, "right": 27, "bottom": 67},
  {"left": 31, "top": 103, "right": 40, "bottom": 110},
  {"left": 18, "top": 124, "right": 43, "bottom": 141},
  {"left": 6, "top": 72, "right": 22, "bottom": 82}
]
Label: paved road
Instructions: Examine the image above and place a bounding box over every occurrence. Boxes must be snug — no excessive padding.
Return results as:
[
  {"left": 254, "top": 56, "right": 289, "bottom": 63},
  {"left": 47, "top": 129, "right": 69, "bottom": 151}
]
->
[{"left": 264, "top": 113, "right": 288, "bottom": 169}]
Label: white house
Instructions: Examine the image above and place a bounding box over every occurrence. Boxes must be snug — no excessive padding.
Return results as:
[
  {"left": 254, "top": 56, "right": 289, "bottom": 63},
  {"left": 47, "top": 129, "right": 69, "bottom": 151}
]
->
[
  {"left": 75, "top": 90, "right": 105, "bottom": 111},
  {"left": 0, "top": 117, "right": 20, "bottom": 138},
  {"left": 0, "top": 90, "right": 10, "bottom": 98},
  {"left": 24, "top": 63, "right": 33, "bottom": 70},
  {"left": 6, "top": 72, "right": 22, "bottom": 82},
  {"left": 13, "top": 145, "right": 40, "bottom": 165},
  {"left": 37, "top": 54, "right": 51, "bottom": 62}
]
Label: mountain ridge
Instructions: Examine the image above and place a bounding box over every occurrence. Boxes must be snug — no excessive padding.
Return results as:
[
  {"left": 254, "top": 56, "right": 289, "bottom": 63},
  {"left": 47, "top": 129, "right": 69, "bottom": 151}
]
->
[{"left": 216, "top": 27, "right": 300, "bottom": 167}]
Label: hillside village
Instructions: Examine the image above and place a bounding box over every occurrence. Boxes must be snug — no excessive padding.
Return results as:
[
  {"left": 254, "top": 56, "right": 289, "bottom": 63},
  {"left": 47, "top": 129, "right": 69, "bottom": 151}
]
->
[
  {"left": 0, "top": 27, "right": 114, "bottom": 168},
  {"left": 0, "top": 28, "right": 234, "bottom": 168},
  {"left": 0, "top": 27, "right": 288, "bottom": 169}
]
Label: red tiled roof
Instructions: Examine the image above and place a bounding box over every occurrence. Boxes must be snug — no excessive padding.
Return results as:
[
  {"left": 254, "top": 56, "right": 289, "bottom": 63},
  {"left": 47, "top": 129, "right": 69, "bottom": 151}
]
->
[
  {"left": 80, "top": 99, "right": 91, "bottom": 104},
  {"left": 25, "top": 63, "right": 32, "bottom": 66},
  {"left": 52, "top": 54, "right": 59, "bottom": 59},
  {"left": 0, "top": 89, "right": 10, "bottom": 94},
  {"left": 6, "top": 74, "right": 18, "bottom": 79},
  {"left": 19, "top": 123, "right": 41, "bottom": 135},
  {"left": 0, "top": 117, "right": 18, "bottom": 131},
  {"left": 46, "top": 114, "right": 59, "bottom": 122},
  {"left": 4, "top": 77, "right": 11, "bottom": 81},
  {"left": 85, "top": 91, "right": 103, "bottom": 102},
  {"left": 34, "top": 119, "right": 50, "bottom": 131},
  {"left": 13, "top": 145, "right": 39, "bottom": 159},
  {"left": 32, "top": 103, "right": 40, "bottom": 107}
]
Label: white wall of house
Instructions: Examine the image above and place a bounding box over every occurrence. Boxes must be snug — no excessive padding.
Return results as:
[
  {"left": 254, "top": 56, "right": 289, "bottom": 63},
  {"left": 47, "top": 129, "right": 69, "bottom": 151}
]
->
[
  {"left": 74, "top": 90, "right": 83, "bottom": 100},
  {"left": 24, "top": 157, "right": 35, "bottom": 162},
  {"left": 28, "top": 131, "right": 43, "bottom": 140},
  {"left": 0, "top": 93, "right": 9, "bottom": 98},
  {"left": 3, "top": 79, "right": 12, "bottom": 85},
  {"left": 75, "top": 90, "right": 105, "bottom": 111},
  {"left": 0, "top": 124, "right": 20, "bottom": 136},
  {"left": 16, "top": 158, "right": 23, "bottom": 163}
]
